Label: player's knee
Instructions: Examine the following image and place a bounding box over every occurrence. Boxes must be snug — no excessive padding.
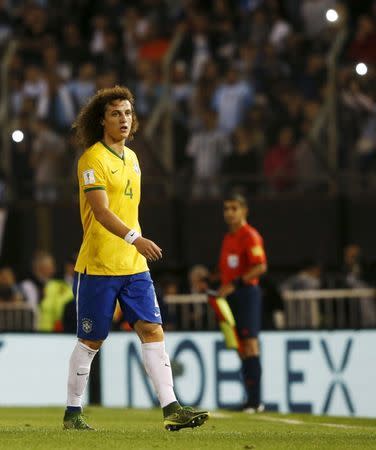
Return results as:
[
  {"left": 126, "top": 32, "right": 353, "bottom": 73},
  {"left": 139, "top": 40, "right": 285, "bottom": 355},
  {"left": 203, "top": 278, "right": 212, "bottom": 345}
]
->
[
  {"left": 139, "top": 323, "right": 164, "bottom": 342},
  {"left": 80, "top": 338, "right": 104, "bottom": 350}
]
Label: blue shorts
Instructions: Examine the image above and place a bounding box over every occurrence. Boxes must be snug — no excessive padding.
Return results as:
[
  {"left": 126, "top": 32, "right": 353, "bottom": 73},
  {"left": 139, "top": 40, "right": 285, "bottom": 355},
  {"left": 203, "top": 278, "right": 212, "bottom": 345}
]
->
[
  {"left": 73, "top": 271, "right": 162, "bottom": 340},
  {"left": 227, "top": 285, "right": 262, "bottom": 339}
]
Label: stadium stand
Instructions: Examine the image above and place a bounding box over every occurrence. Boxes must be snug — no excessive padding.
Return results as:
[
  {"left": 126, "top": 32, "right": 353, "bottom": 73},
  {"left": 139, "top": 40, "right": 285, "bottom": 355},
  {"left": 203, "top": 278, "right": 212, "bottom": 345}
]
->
[{"left": 0, "top": 0, "right": 376, "bottom": 331}]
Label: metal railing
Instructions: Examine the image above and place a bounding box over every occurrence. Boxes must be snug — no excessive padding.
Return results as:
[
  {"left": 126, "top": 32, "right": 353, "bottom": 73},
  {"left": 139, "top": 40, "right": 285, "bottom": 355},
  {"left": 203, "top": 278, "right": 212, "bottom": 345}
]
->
[
  {"left": 282, "top": 288, "right": 376, "bottom": 329},
  {"left": 165, "top": 288, "right": 376, "bottom": 331},
  {"left": 0, "top": 303, "right": 36, "bottom": 332},
  {"left": 164, "top": 294, "right": 218, "bottom": 330}
]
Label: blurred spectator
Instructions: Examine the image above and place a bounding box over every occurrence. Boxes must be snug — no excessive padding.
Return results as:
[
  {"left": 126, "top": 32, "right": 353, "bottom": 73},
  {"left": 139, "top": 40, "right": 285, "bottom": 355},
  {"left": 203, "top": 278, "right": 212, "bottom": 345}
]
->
[
  {"left": 41, "top": 44, "right": 71, "bottom": 82},
  {"left": 38, "top": 73, "right": 76, "bottom": 132},
  {"left": 56, "top": 255, "right": 77, "bottom": 333},
  {"left": 171, "top": 60, "right": 193, "bottom": 120},
  {"left": 121, "top": 6, "right": 148, "bottom": 66},
  {"left": 30, "top": 118, "right": 66, "bottom": 201},
  {"left": 186, "top": 108, "right": 231, "bottom": 198},
  {"left": 269, "top": 8, "right": 292, "bottom": 52},
  {"left": 137, "top": 19, "right": 170, "bottom": 63},
  {"left": 333, "top": 244, "right": 376, "bottom": 327},
  {"left": 336, "top": 244, "right": 369, "bottom": 288},
  {"left": 68, "top": 62, "right": 96, "bottom": 108},
  {"left": 298, "top": 53, "right": 325, "bottom": 100},
  {"left": 20, "top": 65, "right": 48, "bottom": 116},
  {"left": 0, "top": 266, "right": 23, "bottom": 304},
  {"left": 89, "top": 14, "right": 110, "bottom": 56},
  {"left": 187, "top": 264, "right": 210, "bottom": 294},
  {"left": 263, "top": 125, "right": 296, "bottom": 191},
  {"left": 38, "top": 255, "right": 76, "bottom": 332},
  {"left": 93, "top": 29, "right": 126, "bottom": 78},
  {"left": 221, "top": 126, "right": 261, "bottom": 194},
  {"left": 20, "top": 250, "right": 56, "bottom": 311},
  {"left": 355, "top": 110, "right": 376, "bottom": 173},
  {"left": 294, "top": 137, "right": 326, "bottom": 192},
  {"left": 134, "top": 60, "right": 162, "bottom": 117},
  {"left": 279, "top": 260, "right": 323, "bottom": 328},
  {"left": 0, "top": 0, "right": 13, "bottom": 45},
  {"left": 60, "top": 22, "right": 88, "bottom": 71},
  {"left": 212, "top": 66, "right": 254, "bottom": 133},
  {"left": 17, "top": 4, "right": 51, "bottom": 64},
  {"left": 189, "top": 59, "right": 220, "bottom": 128},
  {"left": 240, "top": 7, "right": 270, "bottom": 46},
  {"left": 235, "top": 42, "right": 258, "bottom": 81},
  {"left": 180, "top": 264, "right": 212, "bottom": 331},
  {"left": 348, "top": 14, "right": 376, "bottom": 63},
  {"left": 38, "top": 277, "right": 74, "bottom": 332},
  {"left": 280, "top": 261, "right": 323, "bottom": 292},
  {"left": 177, "top": 13, "right": 214, "bottom": 81}
]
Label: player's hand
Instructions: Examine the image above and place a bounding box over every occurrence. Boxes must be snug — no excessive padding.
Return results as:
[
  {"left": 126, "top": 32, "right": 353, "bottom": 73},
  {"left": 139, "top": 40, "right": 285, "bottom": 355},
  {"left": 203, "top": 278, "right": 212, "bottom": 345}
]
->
[
  {"left": 133, "top": 237, "right": 162, "bottom": 261},
  {"left": 218, "top": 283, "right": 235, "bottom": 298}
]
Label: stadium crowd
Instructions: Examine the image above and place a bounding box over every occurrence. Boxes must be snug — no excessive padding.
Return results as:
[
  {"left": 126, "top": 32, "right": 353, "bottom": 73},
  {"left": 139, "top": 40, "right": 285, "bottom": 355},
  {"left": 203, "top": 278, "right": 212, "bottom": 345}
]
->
[
  {"left": 1, "top": 0, "right": 376, "bottom": 332},
  {"left": 1, "top": 0, "right": 376, "bottom": 201}
]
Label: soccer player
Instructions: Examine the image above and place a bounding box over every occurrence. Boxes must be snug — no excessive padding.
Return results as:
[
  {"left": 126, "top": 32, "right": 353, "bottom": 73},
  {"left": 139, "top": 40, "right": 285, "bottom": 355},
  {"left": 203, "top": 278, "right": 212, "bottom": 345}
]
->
[
  {"left": 218, "top": 193, "right": 267, "bottom": 413},
  {"left": 63, "top": 86, "right": 208, "bottom": 431}
]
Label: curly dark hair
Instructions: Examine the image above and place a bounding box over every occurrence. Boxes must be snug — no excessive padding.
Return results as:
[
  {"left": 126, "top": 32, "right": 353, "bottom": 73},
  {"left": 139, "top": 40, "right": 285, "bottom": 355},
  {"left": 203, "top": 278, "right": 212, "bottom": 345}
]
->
[{"left": 72, "top": 85, "right": 139, "bottom": 149}]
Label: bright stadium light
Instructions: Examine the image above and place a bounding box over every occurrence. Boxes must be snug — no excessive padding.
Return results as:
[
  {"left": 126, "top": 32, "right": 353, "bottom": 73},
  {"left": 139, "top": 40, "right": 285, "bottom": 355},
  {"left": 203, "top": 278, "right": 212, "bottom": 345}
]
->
[
  {"left": 326, "top": 9, "right": 338, "bottom": 22},
  {"left": 12, "top": 130, "right": 24, "bottom": 143},
  {"left": 356, "top": 62, "right": 368, "bottom": 76}
]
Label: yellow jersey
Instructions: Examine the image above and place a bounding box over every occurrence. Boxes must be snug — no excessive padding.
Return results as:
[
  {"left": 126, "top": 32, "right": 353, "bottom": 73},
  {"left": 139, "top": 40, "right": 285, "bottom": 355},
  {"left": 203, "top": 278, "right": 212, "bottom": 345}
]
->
[{"left": 75, "top": 141, "right": 148, "bottom": 275}]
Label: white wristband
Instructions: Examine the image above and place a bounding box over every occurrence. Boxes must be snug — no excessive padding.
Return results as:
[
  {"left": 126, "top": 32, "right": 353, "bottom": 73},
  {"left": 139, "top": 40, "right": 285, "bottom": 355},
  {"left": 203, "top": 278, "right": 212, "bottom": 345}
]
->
[{"left": 124, "top": 229, "right": 141, "bottom": 244}]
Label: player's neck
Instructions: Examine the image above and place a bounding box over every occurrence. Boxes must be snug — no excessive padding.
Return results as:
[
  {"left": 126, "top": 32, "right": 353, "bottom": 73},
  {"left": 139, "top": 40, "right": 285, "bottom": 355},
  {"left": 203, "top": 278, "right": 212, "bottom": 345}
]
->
[
  {"left": 102, "top": 137, "right": 125, "bottom": 158},
  {"left": 229, "top": 220, "right": 246, "bottom": 233}
]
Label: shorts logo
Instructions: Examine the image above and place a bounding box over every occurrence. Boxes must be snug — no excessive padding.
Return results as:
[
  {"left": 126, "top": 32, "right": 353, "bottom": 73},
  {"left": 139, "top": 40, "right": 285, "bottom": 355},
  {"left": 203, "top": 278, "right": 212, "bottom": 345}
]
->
[{"left": 82, "top": 318, "right": 93, "bottom": 334}]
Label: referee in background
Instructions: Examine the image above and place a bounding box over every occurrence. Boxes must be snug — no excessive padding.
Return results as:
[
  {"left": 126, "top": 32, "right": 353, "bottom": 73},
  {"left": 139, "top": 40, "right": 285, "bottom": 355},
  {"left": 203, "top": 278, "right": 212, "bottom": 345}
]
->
[{"left": 217, "top": 193, "right": 267, "bottom": 413}]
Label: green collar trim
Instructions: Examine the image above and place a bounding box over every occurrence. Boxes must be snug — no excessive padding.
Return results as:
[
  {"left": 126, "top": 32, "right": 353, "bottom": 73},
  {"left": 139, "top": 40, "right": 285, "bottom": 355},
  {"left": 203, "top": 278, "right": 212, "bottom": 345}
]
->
[{"left": 101, "top": 141, "right": 124, "bottom": 160}]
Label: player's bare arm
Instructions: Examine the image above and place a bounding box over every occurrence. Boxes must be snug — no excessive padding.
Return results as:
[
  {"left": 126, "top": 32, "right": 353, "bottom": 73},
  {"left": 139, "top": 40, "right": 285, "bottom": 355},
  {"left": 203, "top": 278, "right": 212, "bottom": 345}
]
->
[
  {"left": 85, "top": 189, "right": 162, "bottom": 261},
  {"left": 240, "top": 263, "right": 267, "bottom": 283},
  {"left": 218, "top": 264, "right": 267, "bottom": 298}
]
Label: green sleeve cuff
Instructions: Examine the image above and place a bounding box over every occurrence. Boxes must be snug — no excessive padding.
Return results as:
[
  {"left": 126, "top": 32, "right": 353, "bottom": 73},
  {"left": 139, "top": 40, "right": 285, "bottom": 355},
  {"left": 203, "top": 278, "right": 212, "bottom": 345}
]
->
[{"left": 83, "top": 186, "right": 106, "bottom": 192}]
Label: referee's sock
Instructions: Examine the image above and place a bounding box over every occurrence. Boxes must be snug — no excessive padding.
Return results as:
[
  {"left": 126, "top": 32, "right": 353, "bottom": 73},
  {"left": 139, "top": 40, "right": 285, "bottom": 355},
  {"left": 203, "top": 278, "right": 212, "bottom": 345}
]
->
[{"left": 242, "top": 355, "right": 262, "bottom": 407}]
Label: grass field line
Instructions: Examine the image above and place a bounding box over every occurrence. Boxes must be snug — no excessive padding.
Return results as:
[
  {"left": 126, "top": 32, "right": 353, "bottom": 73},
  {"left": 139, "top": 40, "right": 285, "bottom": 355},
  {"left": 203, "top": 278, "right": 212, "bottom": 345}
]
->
[
  {"left": 256, "top": 416, "right": 304, "bottom": 425},
  {"left": 254, "top": 415, "right": 365, "bottom": 430},
  {"left": 209, "top": 411, "right": 232, "bottom": 419}
]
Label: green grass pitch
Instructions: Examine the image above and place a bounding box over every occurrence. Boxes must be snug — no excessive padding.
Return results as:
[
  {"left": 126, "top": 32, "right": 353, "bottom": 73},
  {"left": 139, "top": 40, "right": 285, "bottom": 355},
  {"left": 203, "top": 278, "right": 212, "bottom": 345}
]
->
[{"left": 0, "top": 407, "right": 375, "bottom": 449}]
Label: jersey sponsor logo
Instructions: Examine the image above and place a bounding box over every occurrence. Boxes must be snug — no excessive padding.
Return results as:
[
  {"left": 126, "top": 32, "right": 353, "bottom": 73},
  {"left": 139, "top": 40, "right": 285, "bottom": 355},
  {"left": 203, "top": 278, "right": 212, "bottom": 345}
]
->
[
  {"left": 83, "top": 169, "right": 96, "bottom": 185},
  {"left": 82, "top": 318, "right": 93, "bottom": 334},
  {"left": 227, "top": 254, "right": 239, "bottom": 268},
  {"left": 251, "top": 246, "right": 264, "bottom": 257}
]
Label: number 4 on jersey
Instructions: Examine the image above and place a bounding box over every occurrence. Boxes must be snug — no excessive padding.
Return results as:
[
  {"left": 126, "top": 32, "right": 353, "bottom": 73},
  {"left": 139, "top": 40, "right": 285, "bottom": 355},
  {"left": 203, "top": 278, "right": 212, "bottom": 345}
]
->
[{"left": 124, "top": 179, "right": 133, "bottom": 199}]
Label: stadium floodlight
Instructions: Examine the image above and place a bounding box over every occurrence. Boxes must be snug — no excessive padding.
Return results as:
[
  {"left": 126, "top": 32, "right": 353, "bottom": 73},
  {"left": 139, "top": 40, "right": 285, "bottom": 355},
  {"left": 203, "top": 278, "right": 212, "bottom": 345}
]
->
[
  {"left": 11, "top": 130, "right": 24, "bottom": 143},
  {"left": 356, "top": 63, "right": 368, "bottom": 76},
  {"left": 326, "top": 9, "right": 338, "bottom": 22}
]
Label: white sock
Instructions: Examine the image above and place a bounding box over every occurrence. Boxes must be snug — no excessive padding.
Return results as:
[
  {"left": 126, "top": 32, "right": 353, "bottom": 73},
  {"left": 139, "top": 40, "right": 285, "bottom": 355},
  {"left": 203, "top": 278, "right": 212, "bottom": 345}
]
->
[
  {"left": 141, "top": 341, "right": 177, "bottom": 408},
  {"left": 66, "top": 341, "right": 98, "bottom": 408}
]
